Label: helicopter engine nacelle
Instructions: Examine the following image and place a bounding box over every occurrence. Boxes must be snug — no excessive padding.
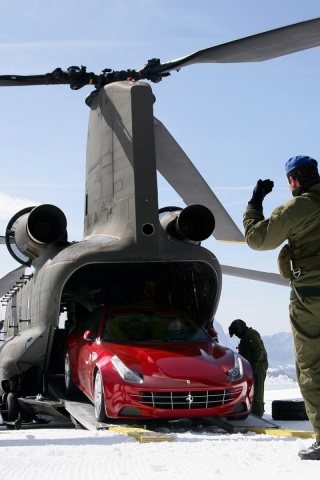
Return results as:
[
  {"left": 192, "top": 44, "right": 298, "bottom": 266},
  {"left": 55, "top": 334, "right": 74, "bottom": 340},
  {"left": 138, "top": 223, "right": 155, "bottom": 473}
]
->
[
  {"left": 160, "top": 204, "right": 215, "bottom": 243},
  {"left": 6, "top": 204, "right": 67, "bottom": 265}
]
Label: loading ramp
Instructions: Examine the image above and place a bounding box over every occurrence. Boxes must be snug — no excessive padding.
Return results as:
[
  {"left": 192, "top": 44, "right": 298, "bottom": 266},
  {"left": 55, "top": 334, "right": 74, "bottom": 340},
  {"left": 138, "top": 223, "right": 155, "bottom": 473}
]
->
[
  {"left": 200, "top": 414, "right": 279, "bottom": 434},
  {"left": 63, "top": 392, "right": 279, "bottom": 436},
  {"left": 5, "top": 374, "right": 279, "bottom": 438},
  {"left": 64, "top": 399, "right": 174, "bottom": 442}
]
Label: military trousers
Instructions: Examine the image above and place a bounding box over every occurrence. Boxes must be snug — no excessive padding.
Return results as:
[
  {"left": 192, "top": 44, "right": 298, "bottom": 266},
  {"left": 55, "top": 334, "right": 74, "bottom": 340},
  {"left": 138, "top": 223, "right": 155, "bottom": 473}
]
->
[
  {"left": 251, "top": 362, "right": 268, "bottom": 417},
  {"left": 290, "top": 289, "right": 320, "bottom": 442}
]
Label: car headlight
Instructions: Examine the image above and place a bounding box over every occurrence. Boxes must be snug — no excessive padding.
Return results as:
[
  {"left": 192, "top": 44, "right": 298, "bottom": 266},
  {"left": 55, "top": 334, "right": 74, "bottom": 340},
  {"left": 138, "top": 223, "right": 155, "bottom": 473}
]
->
[
  {"left": 111, "top": 355, "right": 143, "bottom": 384},
  {"left": 227, "top": 353, "right": 244, "bottom": 382}
]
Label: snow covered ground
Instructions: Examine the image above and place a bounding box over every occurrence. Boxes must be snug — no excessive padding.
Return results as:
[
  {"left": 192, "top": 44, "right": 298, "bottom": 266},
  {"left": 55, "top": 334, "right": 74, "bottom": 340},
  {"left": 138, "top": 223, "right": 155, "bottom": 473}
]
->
[{"left": 0, "top": 376, "right": 317, "bottom": 479}]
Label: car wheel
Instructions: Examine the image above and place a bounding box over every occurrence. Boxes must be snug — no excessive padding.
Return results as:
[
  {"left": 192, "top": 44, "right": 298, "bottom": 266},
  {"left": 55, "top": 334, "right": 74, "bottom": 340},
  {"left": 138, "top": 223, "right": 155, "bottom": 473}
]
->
[
  {"left": 65, "top": 350, "right": 77, "bottom": 394},
  {"left": 272, "top": 399, "right": 308, "bottom": 421},
  {"left": 94, "top": 370, "right": 107, "bottom": 422}
]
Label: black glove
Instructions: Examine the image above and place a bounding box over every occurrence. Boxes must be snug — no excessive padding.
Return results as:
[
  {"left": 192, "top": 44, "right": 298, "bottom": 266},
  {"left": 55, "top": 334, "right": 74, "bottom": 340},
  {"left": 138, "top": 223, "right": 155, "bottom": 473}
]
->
[{"left": 248, "top": 179, "right": 274, "bottom": 211}]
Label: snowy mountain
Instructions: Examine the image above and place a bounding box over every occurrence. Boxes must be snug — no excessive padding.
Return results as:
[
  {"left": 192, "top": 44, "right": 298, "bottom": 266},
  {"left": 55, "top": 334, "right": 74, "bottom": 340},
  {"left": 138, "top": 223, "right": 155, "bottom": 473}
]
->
[
  {"left": 262, "top": 331, "right": 295, "bottom": 367},
  {"left": 214, "top": 321, "right": 296, "bottom": 381}
]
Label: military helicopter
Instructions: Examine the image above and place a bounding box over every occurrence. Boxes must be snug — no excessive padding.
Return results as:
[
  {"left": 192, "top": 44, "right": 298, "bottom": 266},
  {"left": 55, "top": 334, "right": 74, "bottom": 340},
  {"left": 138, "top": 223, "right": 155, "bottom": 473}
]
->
[{"left": 0, "top": 17, "right": 319, "bottom": 426}]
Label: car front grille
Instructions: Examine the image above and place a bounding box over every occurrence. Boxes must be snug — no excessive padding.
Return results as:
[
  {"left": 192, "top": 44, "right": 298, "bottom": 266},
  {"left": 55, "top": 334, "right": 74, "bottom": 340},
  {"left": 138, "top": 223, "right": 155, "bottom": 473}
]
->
[{"left": 131, "top": 388, "right": 242, "bottom": 410}]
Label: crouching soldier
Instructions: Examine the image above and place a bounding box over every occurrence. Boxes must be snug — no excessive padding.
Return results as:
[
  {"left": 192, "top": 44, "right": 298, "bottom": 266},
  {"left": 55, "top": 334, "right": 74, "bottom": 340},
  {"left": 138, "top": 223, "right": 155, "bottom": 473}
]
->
[{"left": 229, "top": 319, "right": 268, "bottom": 417}]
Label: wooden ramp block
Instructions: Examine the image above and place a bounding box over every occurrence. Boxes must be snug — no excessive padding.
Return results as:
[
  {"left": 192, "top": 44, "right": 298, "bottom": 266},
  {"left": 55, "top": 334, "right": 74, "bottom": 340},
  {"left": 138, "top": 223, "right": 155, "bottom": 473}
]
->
[
  {"left": 108, "top": 426, "right": 174, "bottom": 443},
  {"left": 246, "top": 427, "right": 316, "bottom": 439}
]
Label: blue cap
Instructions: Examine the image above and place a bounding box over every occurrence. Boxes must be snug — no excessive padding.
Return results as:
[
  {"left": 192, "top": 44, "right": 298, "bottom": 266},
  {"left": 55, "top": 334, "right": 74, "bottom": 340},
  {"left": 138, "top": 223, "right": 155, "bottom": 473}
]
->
[{"left": 285, "top": 155, "right": 318, "bottom": 175}]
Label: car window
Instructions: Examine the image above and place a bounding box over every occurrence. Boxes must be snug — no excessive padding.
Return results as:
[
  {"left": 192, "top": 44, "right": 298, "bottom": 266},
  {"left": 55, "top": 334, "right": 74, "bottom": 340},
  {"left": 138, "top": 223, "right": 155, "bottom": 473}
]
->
[
  {"left": 83, "top": 308, "right": 102, "bottom": 338},
  {"left": 100, "top": 311, "right": 210, "bottom": 342}
]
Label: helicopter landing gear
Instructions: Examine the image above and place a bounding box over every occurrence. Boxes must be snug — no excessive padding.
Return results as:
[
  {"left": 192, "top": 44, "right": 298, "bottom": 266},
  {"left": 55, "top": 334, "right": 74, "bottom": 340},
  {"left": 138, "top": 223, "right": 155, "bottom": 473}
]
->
[
  {"left": 6, "top": 392, "right": 20, "bottom": 422},
  {"left": 0, "top": 392, "right": 22, "bottom": 429},
  {"left": 0, "top": 376, "right": 24, "bottom": 429}
]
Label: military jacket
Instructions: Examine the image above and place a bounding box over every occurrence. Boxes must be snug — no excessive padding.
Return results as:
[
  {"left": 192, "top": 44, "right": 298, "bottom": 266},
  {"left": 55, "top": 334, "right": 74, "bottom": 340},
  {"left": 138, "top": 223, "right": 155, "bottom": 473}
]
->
[
  {"left": 243, "top": 181, "right": 320, "bottom": 289},
  {"left": 238, "top": 328, "right": 268, "bottom": 369}
]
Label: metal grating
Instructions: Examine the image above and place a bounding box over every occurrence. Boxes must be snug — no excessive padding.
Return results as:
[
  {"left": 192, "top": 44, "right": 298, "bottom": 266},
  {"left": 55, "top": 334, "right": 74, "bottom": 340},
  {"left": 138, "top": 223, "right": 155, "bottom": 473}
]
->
[{"left": 131, "top": 388, "right": 242, "bottom": 410}]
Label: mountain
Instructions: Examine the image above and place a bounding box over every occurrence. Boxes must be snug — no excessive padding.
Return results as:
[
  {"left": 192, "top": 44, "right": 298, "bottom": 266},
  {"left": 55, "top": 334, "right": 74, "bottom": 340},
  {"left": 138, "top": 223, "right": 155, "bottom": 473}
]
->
[
  {"left": 262, "top": 332, "right": 295, "bottom": 368},
  {"left": 214, "top": 321, "right": 296, "bottom": 381},
  {"left": 262, "top": 331, "right": 296, "bottom": 381}
]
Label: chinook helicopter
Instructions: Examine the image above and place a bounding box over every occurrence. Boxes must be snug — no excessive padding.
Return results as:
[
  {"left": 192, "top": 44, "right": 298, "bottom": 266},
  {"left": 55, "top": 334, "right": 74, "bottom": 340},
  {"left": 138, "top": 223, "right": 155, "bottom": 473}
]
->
[{"left": 0, "top": 17, "right": 319, "bottom": 426}]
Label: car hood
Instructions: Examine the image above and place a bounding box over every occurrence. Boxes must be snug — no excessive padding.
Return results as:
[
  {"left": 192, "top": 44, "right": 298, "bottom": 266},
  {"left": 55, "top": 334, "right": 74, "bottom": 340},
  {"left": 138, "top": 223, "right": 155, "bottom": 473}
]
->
[{"left": 99, "top": 341, "right": 237, "bottom": 386}]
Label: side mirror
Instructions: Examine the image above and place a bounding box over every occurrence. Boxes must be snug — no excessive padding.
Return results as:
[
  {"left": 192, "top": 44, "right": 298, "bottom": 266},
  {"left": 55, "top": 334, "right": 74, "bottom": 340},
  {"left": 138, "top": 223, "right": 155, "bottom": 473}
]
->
[{"left": 83, "top": 329, "right": 95, "bottom": 341}]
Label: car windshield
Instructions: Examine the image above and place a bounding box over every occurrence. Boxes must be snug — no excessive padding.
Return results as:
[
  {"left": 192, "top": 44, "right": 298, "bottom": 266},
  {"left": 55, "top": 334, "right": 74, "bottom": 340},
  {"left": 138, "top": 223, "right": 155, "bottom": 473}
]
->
[{"left": 100, "top": 311, "right": 210, "bottom": 343}]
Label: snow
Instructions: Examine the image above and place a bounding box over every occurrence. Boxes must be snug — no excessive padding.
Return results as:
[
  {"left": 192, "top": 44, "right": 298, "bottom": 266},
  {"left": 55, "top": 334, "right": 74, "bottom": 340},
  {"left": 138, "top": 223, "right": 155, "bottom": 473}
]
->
[{"left": 0, "top": 376, "right": 318, "bottom": 479}]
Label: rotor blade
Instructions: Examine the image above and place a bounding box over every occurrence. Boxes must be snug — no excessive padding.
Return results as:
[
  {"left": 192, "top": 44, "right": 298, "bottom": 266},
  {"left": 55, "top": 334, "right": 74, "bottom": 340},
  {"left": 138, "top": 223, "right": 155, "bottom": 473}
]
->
[
  {"left": 0, "top": 68, "right": 99, "bottom": 88},
  {"left": 0, "top": 74, "right": 52, "bottom": 87},
  {"left": 154, "top": 118, "right": 244, "bottom": 243},
  {"left": 221, "top": 264, "right": 289, "bottom": 287},
  {"left": 0, "top": 266, "right": 26, "bottom": 298},
  {"left": 151, "top": 17, "right": 320, "bottom": 75}
]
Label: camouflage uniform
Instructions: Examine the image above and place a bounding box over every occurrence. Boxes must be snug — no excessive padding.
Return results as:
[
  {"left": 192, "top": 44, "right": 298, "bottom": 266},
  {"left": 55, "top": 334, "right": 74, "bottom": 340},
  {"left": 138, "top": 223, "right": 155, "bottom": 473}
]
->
[
  {"left": 237, "top": 327, "right": 268, "bottom": 417},
  {"left": 243, "top": 180, "right": 320, "bottom": 441}
]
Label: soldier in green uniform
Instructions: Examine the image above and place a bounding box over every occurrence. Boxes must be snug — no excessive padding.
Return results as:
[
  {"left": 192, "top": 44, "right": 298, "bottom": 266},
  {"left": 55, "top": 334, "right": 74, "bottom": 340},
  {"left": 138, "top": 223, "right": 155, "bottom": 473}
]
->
[
  {"left": 229, "top": 319, "right": 268, "bottom": 417},
  {"left": 243, "top": 155, "right": 320, "bottom": 460}
]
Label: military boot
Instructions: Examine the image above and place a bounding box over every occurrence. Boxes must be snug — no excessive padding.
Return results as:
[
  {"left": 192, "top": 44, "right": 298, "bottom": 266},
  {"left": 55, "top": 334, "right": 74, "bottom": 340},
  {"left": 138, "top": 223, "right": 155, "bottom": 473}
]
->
[{"left": 299, "top": 442, "right": 320, "bottom": 460}]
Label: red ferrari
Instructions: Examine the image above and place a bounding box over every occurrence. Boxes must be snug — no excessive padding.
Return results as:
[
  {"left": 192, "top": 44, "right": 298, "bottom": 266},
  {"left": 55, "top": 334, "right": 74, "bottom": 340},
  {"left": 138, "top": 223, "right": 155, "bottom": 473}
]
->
[{"left": 65, "top": 306, "right": 253, "bottom": 421}]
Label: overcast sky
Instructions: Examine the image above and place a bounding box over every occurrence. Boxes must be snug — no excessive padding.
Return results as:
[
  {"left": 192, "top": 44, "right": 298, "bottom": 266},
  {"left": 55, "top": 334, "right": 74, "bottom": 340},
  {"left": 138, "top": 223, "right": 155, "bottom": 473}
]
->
[{"left": 1, "top": 1, "right": 320, "bottom": 335}]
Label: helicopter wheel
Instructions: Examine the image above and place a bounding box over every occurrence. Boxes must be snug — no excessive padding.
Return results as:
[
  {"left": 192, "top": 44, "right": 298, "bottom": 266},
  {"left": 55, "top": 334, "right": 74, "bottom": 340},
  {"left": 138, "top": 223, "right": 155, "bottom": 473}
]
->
[{"left": 6, "top": 392, "right": 20, "bottom": 422}]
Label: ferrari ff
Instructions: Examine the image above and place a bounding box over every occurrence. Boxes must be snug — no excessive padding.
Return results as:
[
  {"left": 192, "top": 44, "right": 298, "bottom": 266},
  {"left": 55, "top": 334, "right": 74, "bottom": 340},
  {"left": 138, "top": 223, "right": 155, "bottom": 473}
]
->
[{"left": 64, "top": 306, "right": 253, "bottom": 421}]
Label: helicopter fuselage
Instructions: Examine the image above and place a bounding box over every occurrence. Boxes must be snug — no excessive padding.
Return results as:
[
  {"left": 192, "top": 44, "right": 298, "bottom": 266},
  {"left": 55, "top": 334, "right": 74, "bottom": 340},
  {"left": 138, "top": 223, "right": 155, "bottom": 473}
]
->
[{"left": 0, "top": 81, "right": 221, "bottom": 399}]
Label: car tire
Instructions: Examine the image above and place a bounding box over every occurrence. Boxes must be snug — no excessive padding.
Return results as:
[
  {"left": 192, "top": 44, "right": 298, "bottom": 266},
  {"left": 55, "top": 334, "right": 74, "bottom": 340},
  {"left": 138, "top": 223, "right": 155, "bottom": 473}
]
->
[
  {"left": 272, "top": 399, "right": 308, "bottom": 421},
  {"left": 94, "top": 370, "right": 107, "bottom": 422},
  {"left": 65, "top": 350, "right": 77, "bottom": 394}
]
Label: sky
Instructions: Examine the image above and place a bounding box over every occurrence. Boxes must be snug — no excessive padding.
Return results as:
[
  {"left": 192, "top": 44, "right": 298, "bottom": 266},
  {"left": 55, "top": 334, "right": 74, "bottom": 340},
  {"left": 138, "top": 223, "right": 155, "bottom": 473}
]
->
[
  {"left": 0, "top": 379, "right": 318, "bottom": 479},
  {"left": 1, "top": 1, "right": 320, "bottom": 335}
]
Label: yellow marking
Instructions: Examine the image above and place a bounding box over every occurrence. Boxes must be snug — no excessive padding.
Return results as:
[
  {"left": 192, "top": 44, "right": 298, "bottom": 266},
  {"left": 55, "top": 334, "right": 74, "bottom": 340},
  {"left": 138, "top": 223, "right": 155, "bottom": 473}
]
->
[
  {"left": 108, "top": 426, "right": 174, "bottom": 443},
  {"left": 246, "top": 427, "right": 316, "bottom": 439}
]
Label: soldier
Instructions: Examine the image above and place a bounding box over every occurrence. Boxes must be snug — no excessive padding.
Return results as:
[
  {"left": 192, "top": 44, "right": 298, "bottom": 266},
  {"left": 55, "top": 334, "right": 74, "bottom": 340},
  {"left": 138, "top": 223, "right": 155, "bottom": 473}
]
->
[
  {"left": 229, "top": 319, "right": 268, "bottom": 417},
  {"left": 243, "top": 155, "right": 320, "bottom": 460}
]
